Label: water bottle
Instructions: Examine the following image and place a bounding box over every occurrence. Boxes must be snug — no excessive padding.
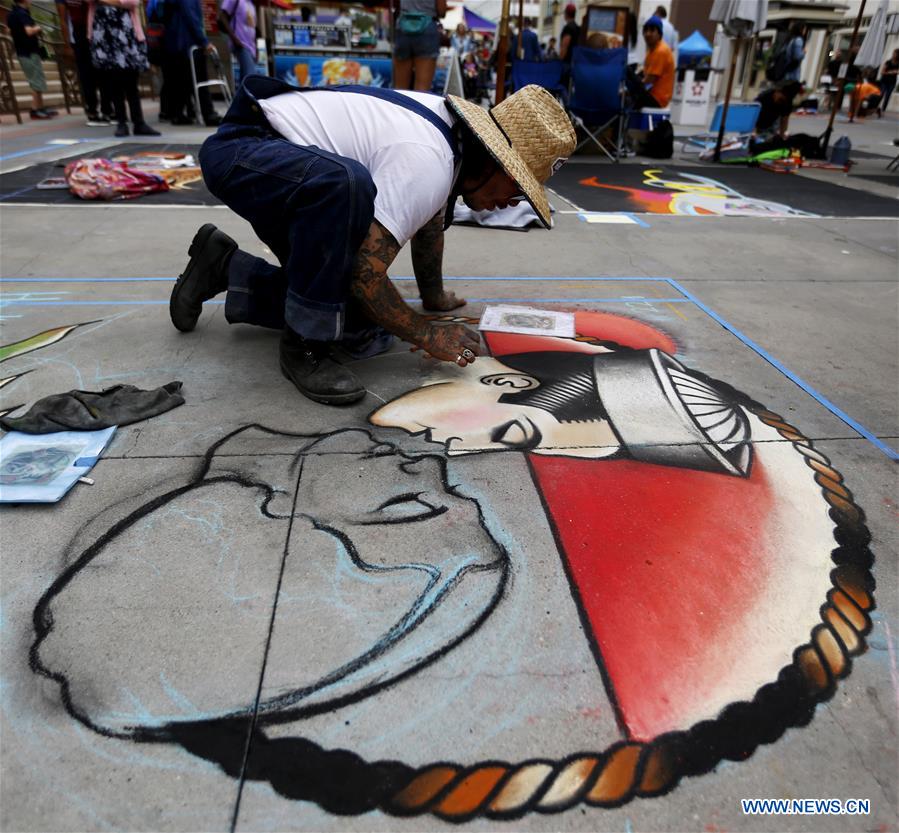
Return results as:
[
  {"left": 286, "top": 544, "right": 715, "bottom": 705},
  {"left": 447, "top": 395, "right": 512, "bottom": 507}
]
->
[{"left": 830, "top": 136, "right": 851, "bottom": 166}]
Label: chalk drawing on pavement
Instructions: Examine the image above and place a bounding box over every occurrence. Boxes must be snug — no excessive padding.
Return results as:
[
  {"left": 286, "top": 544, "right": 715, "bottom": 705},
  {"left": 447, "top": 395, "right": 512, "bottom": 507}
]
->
[
  {"left": 28, "top": 310, "right": 873, "bottom": 820},
  {"left": 580, "top": 169, "right": 819, "bottom": 217}
]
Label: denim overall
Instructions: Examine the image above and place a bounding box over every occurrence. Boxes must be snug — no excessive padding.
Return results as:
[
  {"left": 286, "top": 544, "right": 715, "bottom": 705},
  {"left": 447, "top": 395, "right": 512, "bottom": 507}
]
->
[{"left": 198, "top": 76, "right": 459, "bottom": 342}]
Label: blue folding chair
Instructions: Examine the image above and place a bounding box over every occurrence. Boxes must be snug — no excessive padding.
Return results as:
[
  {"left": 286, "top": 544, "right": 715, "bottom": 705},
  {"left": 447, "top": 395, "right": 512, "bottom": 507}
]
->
[
  {"left": 511, "top": 59, "right": 566, "bottom": 100},
  {"left": 567, "top": 46, "right": 628, "bottom": 162},
  {"left": 681, "top": 102, "right": 761, "bottom": 153}
]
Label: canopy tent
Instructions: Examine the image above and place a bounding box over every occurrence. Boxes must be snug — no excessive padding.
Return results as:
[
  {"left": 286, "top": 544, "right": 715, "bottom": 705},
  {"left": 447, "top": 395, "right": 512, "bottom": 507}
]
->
[
  {"left": 464, "top": 6, "right": 497, "bottom": 33},
  {"left": 856, "top": 1, "right": 888, "bottom": 68},
  {"left": 709, "top": 0, "right": 766, "bottom": 38},
  {"left": 678, "top": 30, "right": 714, "bottom": 59}
]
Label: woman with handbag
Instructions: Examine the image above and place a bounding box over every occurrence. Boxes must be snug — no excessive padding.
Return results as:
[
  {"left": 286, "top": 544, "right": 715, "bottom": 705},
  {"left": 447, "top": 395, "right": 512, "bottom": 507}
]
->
[
  {"left": 393, "top": 0, "right": 447, "bottom": 91},
  {"left": 88, "top": 0, "right": 161, "bottom": 136}
]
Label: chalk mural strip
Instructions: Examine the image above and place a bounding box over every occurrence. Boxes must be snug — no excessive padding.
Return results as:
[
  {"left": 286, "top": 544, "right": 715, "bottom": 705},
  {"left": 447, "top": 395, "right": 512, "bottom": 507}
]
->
[
  {"left": 26, "top": 310, "right": 875, "bottom": 821},
  {"left": 0, "top": 323, "right": 93, "bottom": 363}
]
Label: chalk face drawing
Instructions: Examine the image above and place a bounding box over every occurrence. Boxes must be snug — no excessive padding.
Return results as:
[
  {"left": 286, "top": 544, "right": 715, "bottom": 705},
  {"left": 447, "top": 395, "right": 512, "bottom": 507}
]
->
[
  {"left": 30, "top": 311, "right": 873, "bottom": 820},
  {"left": 0, "top": 445, "right": 81, "bottom": 485},
  {"left": 33, "top": 428, "right": 508, "bottom": 736},
  {"left": 580, "top": 169, "right": 818, "bottom": 217}
]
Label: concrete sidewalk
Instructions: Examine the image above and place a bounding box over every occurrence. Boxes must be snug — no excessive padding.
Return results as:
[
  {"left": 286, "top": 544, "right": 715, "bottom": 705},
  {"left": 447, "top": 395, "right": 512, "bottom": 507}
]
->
[{"left": 0, "top": 108, "right": 897, "bottom": 833}]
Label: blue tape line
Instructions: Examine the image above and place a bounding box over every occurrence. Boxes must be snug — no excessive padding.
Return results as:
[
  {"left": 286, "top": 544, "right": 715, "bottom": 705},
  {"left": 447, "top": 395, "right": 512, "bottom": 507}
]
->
[
  {"left": 408, "top": 298, "right": 689, "bottom": 303},
  {"left": 0, "top": 185, "right": 41, "bottom": 202},
  {"left": 0, "top": 277, "right": 176, "bottom": 283},
  {"left": 0, "top": 300, "right": 227, "bottom": 306},
  {"left": 1, "top": 298, "right": 690, "bottom": 307},
  {"left": 0, "top": 276, "right": 674, "bottom": 283},
  {"left": 666, "top": 278, "right": 898, "bottom": 461},
  {"left": 0, "top": 144, "right": 59, "bottom": 162},
  {"left": 627, "top": 213, "right": 651, "bottom": 228},
  {"left": 0, "top": 139, "right": 93, "bottom": 163}
]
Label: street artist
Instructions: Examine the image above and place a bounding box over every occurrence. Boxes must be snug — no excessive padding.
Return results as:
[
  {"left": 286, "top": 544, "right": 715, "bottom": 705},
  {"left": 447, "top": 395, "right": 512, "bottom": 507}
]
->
[{"left": 169, "top": 76, "right": 576, "bottom": 405}]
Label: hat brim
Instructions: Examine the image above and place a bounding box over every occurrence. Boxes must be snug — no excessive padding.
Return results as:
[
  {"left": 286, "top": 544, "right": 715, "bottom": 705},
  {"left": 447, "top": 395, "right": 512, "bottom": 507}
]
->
[{"left": 446, "top": 95, "right": 552, "bottom": 229}]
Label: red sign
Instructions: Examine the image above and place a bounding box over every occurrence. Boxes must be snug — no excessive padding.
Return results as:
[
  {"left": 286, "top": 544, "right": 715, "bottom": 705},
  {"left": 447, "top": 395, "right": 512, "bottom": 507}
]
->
[{"left": 202, "top": 0, "right": 218, "bottom": 34}]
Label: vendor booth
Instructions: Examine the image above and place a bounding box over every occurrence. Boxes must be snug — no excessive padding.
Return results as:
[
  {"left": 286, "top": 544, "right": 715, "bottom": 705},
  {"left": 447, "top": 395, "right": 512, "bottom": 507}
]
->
[
  {"left": 670, "top": 29, "right": 713, "bottom": 126},
  {"left": 267, "top": 1, "right": 462, "bottom": 94},
  {"left": 271, "top": 2, "right": 393, "bottom": 87}
]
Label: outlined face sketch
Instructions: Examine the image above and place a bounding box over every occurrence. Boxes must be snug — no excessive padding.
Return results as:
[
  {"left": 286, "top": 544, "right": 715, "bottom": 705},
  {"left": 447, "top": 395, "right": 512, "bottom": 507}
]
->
[
  {"left": 370, "top": 354, "right": 622, "bottom": 458},
  {"left": 32, "top": 428, "right": 508, "bottom": 737}
]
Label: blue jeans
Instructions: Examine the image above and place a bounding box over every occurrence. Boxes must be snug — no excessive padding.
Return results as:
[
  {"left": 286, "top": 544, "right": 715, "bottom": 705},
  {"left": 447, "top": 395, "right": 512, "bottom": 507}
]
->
[
  {"left": 199, "top": 116, "right": 376, "bottom": 341},
  {"left": 232, "top": 43, "right": 258, "bottom": 83}
]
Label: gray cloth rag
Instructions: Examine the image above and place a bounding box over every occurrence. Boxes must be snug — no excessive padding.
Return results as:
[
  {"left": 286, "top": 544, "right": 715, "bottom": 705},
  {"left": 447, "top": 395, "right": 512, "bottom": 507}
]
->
[{"left": 0, "top": 382, "right": 185, "bottom": 434}]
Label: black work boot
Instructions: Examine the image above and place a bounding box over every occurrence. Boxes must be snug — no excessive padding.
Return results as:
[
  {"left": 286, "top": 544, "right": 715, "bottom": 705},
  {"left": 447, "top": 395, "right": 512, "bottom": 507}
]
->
[
  {"left": 170, "top": 224, "right": 237, "bottom": 332},
  {"left": 279, "top": 328, "right": 366, "bottom": 405}
]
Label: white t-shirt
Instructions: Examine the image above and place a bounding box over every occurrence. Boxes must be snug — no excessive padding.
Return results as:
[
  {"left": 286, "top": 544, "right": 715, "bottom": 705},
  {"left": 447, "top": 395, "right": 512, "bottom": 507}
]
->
[{"left": 260, "top": 90, "right": 458, "bottom": 247}]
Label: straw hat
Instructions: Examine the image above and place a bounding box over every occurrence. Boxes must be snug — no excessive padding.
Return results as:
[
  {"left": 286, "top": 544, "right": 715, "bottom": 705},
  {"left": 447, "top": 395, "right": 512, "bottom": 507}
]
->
[{"left": 446, "top": 86, "right": 576, "bottom": 229}]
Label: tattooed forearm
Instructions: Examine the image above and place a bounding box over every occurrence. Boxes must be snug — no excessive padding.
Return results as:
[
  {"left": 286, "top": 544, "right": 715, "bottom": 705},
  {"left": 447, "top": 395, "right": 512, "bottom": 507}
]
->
[
  {"left": 411, "top": 212, "right": 446, "bottom": 303},
  {"left": 350, "top": 220, "right": 430, "bottom": 345}
]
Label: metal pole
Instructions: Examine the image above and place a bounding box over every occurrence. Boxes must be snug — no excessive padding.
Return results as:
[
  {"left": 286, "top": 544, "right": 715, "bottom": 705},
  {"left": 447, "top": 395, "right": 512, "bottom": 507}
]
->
[
  {"left": 494, "top": 0, "right": 512, "bottom": 104},
  {"left": 713, "top": 36, "right": 740, "bottom": 162},
  {"left": 823, "top": 0, "right": 866, "bottom": 147}
]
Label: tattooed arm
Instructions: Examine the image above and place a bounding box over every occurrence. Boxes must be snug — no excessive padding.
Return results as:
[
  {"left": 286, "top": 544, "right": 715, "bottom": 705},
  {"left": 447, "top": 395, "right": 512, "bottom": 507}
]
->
[
  {"left": 350, "top": 220, "right": 480, "bottom": 365},
  {"left": 411, "top": 212, "right": 466, "bottom": 312}
]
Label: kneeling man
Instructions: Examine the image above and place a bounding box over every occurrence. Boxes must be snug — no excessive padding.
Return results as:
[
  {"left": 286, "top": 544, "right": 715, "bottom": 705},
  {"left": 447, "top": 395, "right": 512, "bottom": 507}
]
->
[{"left": 170, "top": 77, "right": 575, "bottom": 404}]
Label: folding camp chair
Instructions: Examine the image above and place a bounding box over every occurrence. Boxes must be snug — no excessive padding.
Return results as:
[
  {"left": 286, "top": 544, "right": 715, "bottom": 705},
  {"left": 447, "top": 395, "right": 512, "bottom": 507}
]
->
[
  {"left": 567, "top": 46, "right": 628, "bottom": 162},
  {"left": 888, "top": 138, "right": 899, "bottom": 172},
  {"left": 511, "top": 59, "right": 567, "bottom": 102},
  {"left": 681, "top": 102, "right": 761, "bottom": 154}
]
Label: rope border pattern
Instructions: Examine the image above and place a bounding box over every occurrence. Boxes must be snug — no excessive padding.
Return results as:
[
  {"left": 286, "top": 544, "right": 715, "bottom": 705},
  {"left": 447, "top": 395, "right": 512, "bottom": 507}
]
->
[{"left": 377, "top": 319, "right": 875, "bottom": 821}]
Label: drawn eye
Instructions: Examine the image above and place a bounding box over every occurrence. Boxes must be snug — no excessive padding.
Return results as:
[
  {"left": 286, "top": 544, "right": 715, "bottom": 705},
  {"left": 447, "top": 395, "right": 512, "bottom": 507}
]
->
[
  {"left": 360, "top": 493, "right": 449, "bottom": 525},
  {"left": 489, "top": 418, "right": 542, "bottom": 450},
  {"left": 479, "top": 373, "right": 540, "bottom": 390}
]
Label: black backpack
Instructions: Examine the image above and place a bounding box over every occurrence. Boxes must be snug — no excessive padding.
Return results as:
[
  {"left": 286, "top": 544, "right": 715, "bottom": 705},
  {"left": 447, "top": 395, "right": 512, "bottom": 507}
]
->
[{"left": 643, "top": 119, "right": 674, "bottom": 159}]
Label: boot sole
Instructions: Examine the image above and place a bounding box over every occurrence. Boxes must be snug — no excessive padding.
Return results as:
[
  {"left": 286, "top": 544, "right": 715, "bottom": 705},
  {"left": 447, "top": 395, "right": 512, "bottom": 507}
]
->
[
  {"left": 170, "top": 223, "right": 218, "bottom": 332},
  {"left": 280, "top": 359, "right": 366, "bottom": 405}
]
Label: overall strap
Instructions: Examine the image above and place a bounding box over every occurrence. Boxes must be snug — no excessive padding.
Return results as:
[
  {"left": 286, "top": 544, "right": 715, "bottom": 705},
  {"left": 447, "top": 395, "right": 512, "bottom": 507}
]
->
[{"left": 326, "top": 85, "right": 460, "bottom": 162}]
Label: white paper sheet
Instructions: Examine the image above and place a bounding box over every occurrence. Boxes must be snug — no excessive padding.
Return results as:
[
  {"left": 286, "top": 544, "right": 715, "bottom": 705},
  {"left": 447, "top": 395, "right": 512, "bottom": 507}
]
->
[{"left": 478, "top": 305, "right": 575, "bottom": 338}]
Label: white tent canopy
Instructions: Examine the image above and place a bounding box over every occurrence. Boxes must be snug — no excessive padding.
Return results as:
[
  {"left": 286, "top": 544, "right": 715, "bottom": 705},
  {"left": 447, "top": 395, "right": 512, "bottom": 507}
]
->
[
  {"left": 856, "top": 1, "right": 889, "bottom": 68},
  {"left": 709, "top": 0, "right": 767, "bottom": 38}
]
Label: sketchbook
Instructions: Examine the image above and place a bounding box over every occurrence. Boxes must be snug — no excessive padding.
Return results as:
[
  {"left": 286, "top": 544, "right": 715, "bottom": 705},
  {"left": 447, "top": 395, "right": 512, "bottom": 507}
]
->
[{"left": 0, "top": 427, "right": 116, "bottom": 503}]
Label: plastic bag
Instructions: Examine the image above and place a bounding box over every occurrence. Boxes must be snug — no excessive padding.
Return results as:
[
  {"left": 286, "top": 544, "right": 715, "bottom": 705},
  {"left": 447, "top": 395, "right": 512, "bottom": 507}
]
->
[{"left": 64, "top": 158, "right": 170, "bottom": 201}]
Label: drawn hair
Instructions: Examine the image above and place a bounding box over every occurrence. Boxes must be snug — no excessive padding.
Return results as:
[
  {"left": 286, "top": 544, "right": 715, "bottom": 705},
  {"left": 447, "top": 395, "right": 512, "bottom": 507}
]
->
[{"left": 497, "top": 352, "right": 608, "bottom": 423}]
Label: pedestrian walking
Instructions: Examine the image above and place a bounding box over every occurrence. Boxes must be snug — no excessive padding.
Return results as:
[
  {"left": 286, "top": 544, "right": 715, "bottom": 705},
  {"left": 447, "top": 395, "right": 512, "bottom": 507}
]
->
[
  {"left": 7, "top": 0, "right": 57, "bottom": 119},
  {"left": 88, "top": 0, "right": 160, "bottom": 136}
]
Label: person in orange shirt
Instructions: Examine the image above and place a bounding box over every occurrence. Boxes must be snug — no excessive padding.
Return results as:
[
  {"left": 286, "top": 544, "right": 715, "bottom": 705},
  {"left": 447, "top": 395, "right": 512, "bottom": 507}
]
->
[
  {"left": 638, "top": 16, "right": 675, "bottom": 108},
  {"left": 849, "top": 70, "right": 883, "bottom": 121}
]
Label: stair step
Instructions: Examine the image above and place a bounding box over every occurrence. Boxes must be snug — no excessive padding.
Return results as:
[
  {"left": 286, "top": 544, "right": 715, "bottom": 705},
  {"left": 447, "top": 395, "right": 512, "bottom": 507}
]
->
[
  {"left": 7, "top": 63, "right": 64, "bottom": 83},
  {"left": 15, "top": 92, "right": 68, "bottom": 108},
  {"left": 13, "top": 79, "right": 63, "bottom": 93}
]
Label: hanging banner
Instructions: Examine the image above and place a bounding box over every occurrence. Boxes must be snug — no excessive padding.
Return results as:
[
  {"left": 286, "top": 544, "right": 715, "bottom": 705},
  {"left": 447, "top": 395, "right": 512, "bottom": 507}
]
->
[{"left": 202, "top": 0, "right": 219, "bottom": 34}]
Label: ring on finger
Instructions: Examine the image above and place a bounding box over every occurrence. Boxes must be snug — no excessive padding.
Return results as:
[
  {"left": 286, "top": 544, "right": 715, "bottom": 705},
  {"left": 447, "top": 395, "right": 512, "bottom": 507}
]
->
[{"left": 461, "top": 348, "right": 475, "bottom": 361}]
